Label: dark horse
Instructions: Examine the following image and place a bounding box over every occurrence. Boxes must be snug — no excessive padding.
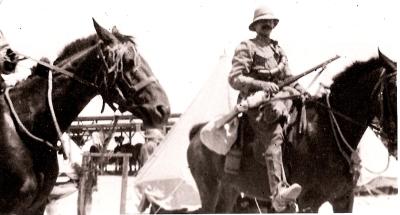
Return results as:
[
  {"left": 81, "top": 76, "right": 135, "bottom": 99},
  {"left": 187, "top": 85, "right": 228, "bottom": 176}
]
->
[
  {"left": 0, "top": 19, "right": 170, "bottom": 215},
  {"left": 112, "top": 143, "right": 143, "bottom": 174},
  {"left": 188, "top": 52, "right": 396, "bottom": 213}
]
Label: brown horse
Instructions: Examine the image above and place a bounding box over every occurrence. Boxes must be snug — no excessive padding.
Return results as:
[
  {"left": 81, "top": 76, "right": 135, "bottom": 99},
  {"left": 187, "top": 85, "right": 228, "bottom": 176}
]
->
[
  {"left": 188, "top": 52, "right": 396, "bottom": 213},
  {"left": 0, "top": 19, "right": 170, "bottom": 215}
]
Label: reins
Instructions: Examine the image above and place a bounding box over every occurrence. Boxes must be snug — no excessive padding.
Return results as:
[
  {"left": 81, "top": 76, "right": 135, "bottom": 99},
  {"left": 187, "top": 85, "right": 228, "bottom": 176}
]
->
[
  {"left": 369, "top": 69, "right": 397, "bottom": 141},
  {"left": 15, "top": 44, "right": 101, "bottom": 89},
  {"left": 4, "top": 43, "right": 103, "bottom": 157},
  {"left": 4, "top": 87, "right": 59, "bottom": 151},
  {"left": 325, "top": 91, "right": 354, "bottom": 166},
  {"left": 318, "top": 66, "right": 395, "bottom": 176},
  {"left": 4, "top": 42, "right": 111, "bottom": 157},
  {"left": 48, "top": 71, "right": 68, "bottom": 159},
  {"left": 5, "top": 39, "right": 157, "bottom": 159}
]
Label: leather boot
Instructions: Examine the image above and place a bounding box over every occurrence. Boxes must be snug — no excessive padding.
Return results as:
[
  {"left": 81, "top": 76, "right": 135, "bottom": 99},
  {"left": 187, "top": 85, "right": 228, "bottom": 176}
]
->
[{"left": 265, "top": 128, "right": 302, "bottom": 212}]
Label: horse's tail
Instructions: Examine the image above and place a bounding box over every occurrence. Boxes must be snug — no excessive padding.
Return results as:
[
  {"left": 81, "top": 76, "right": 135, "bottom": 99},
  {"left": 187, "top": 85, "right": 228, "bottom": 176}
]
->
[{"left": 189, "top": 122, "right": 207, "bottom": 140}]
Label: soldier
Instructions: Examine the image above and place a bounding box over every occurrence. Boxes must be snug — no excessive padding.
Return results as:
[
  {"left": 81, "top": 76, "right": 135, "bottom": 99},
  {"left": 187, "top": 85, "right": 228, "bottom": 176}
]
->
[
  {"left": 229, "top": 6, "right": 308, "bottom": 212},
  {"left": 144, "top": 128, "right": 164, "bottom": 155}
]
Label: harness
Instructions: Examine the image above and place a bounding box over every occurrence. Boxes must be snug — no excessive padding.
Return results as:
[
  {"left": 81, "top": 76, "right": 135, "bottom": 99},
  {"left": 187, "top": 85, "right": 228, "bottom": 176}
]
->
[
  {"left": 4, "top": 40, "right": 157, "bottom": 157},
  {"left": 370, "top": 69, "right": 397, "bottom": 144},
  {"left": 319, "top": 69, "right": 397, "bottom": 181}
]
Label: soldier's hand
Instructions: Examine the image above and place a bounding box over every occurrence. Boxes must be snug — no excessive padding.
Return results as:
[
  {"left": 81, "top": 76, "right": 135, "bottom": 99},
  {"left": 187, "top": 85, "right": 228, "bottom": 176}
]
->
[
  {"left": 260, "top": 81, "right": 279, "bottom": 93},
  {"left": 301, "top": 91, "right": 312, "bottom": 102}
]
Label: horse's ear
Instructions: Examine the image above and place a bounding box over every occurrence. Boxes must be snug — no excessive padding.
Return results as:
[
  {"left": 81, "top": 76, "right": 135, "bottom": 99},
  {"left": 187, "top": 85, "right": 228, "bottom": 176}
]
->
[
  {"left": 378, "top": 48, "right": 397, "bottom": 72},
  {"left": 112, "top": 26, "right": 119, "bottom": 34},
  {"left": 92, "top": 18, "right": 118, "bottom": 44}
]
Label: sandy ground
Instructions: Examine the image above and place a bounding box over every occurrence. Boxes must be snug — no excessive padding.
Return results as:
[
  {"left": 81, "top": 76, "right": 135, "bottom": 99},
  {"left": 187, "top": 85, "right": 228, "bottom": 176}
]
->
[
  {"left": 45, "top": 175, "right": 399, "bottom": 215},
  {"left": 45, "top": 176, "right": 140, "bottom": 215}
]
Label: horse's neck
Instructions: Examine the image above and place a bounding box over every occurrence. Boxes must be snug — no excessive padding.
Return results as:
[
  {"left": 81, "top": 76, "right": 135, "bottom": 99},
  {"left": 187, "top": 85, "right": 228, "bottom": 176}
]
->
[
  {"left": 11, "top": 71, "right": 99, "bottom": 143},
  {"left": 51, "top": 73, "right": 99, "bottom": 129},
  {"left": 327, "top": 89, "right": 371, "bottom": 147}
]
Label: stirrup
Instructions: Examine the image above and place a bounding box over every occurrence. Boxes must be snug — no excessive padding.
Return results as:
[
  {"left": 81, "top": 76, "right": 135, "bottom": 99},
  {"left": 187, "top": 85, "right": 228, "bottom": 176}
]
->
[
  {"left": 278, "top": 183, "right": 302, "bottom": 201},
  {"left": 272, "top": 183, "right": 302, "bottom": 212}
]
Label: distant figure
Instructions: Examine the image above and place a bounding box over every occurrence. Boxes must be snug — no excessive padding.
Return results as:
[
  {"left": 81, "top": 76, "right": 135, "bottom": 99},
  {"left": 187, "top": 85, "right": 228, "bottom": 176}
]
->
[
  {"left": 111, "top": 135, "right": 125, "bottom": 173},
  {"left": 139, "top": 128, "right": 164, "bottom": 166},
  {"left": 137, "top": 129, "right": 165, "bottom": 212}
]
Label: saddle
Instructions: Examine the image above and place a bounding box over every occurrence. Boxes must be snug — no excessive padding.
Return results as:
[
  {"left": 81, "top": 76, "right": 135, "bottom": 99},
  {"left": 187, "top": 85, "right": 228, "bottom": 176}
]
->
[
  {"left": 199, "top": 91, "right": 317, "bottom": 173},
  {"left": 199, "top": 114, "right": 239, "bottom": 155},
  {"left": 231, "top": 97, "right": 314, "bottom": 169}
]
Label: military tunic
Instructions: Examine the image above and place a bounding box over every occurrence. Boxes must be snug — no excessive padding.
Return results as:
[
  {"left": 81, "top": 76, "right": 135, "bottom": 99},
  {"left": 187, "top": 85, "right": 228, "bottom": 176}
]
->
[{"left": 229, "top": 35, "right": 293, "bottom": 99}]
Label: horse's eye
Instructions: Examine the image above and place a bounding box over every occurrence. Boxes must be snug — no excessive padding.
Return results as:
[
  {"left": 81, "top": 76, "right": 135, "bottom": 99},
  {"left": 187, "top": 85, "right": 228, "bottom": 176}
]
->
[{"left": 124, "top": 57, "right": 135, "bottom": 69}]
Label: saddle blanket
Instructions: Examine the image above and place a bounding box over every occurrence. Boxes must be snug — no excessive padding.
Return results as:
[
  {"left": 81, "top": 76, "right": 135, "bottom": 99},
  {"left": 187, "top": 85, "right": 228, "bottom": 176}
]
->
[{"left": 200, "top": 114, "right": 239, "bottom": 155}]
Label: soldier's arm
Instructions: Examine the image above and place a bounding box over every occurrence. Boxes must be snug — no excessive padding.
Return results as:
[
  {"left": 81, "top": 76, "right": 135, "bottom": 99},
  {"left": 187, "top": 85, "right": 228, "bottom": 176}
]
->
[{"left": 228, "top": 41, "right": 275, "bottom": 92}]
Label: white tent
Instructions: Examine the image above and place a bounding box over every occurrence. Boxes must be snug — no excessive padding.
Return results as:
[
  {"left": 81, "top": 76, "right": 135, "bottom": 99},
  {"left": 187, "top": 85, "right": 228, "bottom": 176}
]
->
[
  {"left": 134, "top": 54, "right": 236, "bottom": 211},
  {"left": 357, "top": 128, "right": 398, "bottom": 189}
]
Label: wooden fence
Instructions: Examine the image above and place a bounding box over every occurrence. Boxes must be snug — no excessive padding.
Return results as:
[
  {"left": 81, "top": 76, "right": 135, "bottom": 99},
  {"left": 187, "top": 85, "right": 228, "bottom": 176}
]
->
[{"left": 78, "top": 152, "right": 132, "bottom": 215}]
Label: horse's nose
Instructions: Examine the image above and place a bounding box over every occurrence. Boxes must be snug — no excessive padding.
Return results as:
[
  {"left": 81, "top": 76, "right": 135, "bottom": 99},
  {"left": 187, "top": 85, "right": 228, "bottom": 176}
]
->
[{"left": 156, "top": 104, "right": 170, "bottom": 122}]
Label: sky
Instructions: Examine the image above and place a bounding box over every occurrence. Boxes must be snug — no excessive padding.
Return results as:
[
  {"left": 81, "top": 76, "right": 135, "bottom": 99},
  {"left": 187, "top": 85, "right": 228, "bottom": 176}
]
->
[{"left": 0, "top": 0, "right": 397, "bottom": 115}]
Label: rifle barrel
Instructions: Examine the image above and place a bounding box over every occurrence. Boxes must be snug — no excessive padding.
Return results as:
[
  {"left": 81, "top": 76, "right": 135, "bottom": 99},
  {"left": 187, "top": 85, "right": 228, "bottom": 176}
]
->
[{"left": 278, "top": 55, "right": 340, "bottom": 88}]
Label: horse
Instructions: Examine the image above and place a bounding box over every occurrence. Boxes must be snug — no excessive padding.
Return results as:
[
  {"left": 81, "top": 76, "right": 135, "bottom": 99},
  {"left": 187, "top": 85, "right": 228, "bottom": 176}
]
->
[
  {"left": 187, "top": 52, "right": 396, "bottom": 213},
  {"left": 111, "top": 142, "right": 143, "bottom": 174},
  {"left": 0, "top": 19, "right": 170, "bottom": 215}
]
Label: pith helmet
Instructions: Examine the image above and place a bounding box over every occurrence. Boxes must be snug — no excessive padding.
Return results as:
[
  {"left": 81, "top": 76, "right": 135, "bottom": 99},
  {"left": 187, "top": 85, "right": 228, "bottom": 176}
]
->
[{"left": 249, "top": 6, "right": 279, "bottom": 31}]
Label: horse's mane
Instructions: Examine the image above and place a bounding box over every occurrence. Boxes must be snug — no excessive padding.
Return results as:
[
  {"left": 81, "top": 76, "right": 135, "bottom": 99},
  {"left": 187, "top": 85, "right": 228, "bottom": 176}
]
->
[
  {"left": 331, "top": 57, "right": 380, "bottom": 91},
  {"left": 305, "top": 57, "right": 382, "bottom": 112},
  {"left": 54, "top": 31, "right": 136, "bottom": 65},
  {"left": 54, "top": 35, "right": 98, "bottom": 65}
]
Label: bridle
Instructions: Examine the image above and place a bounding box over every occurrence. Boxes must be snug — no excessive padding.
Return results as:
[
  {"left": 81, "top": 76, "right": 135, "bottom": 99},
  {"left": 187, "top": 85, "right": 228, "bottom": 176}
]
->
[
  {"left": 321, "top": 66, "right": 396, "bottom": 179},
  {"left": 369, "top": 68, "right": 397, "bottom": 148},
  {"left": 94, "top": 41, "right": 157, "bottom": 111},
  {"left": 5, "top": 38, "right": 157, "bottom": 156}
]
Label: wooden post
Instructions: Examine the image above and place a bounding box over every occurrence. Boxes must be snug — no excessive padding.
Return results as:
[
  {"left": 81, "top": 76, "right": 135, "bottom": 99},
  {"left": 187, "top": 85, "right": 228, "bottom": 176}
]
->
[
  {"left": 120, "top": 155, "right": 129, "bottom": 215},
  {"left": 78, "top": 153, "right": 93, "bottom": 215},
  {"left": 78, "top": 152, "right": 131, "bottom": 215}
]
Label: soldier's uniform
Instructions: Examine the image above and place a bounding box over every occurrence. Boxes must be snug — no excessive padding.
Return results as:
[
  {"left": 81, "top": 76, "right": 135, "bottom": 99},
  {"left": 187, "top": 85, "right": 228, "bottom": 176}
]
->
[{"left": 228, "top": 6, "right": 304, "bottom": 212}]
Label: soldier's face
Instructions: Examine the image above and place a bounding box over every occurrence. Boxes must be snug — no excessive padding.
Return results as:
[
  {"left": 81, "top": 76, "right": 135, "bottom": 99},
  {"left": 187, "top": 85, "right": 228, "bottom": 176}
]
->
[{"left": 255, "top": 20, "right": 276, "bottom": 36}]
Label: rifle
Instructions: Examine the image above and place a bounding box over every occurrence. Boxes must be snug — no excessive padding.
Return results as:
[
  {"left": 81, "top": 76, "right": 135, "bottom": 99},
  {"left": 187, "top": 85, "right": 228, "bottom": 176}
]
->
[
  {"left": 214, "top": 55, "right": 340, "bottom": 128},
  {"left": 277, "top": 55, "right": 340, "bottom": 88}
]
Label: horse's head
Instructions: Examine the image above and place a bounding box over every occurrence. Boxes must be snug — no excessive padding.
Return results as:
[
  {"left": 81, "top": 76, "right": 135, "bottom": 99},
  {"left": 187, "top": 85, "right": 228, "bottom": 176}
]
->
[
  {"left": 330, "top": 52, "right": 397, "bottom": 158},
  {"left": 0, "top": 31, "right": 18, "bottom": 74},
  {"left": 51, "top": 20, "right": 170, "bottom": 130},
  {"left": 92, "top": 19, "right": 170, "bottom": 128},
  {"left": 373, "top": 50, "right": 397, "bottom": 157}
]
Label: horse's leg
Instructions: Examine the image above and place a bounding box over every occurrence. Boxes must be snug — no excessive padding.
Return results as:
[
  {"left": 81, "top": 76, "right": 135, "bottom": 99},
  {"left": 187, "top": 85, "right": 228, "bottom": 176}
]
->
[
  {"left": 330, "top": 191, "right": 354, "bottom": 213},
  {"left": 26, "top": 202, "right": 46, "bottom": 215},
  {"left": 0, "top": 126, "right": 40, "bottom": 213},
  {"left": 187, "top": 135, "right": 221, "bottom": 212},
  {"left": 194, "top": 173, "right": 221, "bottom": 213},
  {"left": 215, "top": 184, "right": 240, "bottom": 213},
  {"left": 297, "top": 190, "right": 327, "bottom": 213},
  {"left": 21, "top": 152, "right": 59, "bottom": 215}
]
